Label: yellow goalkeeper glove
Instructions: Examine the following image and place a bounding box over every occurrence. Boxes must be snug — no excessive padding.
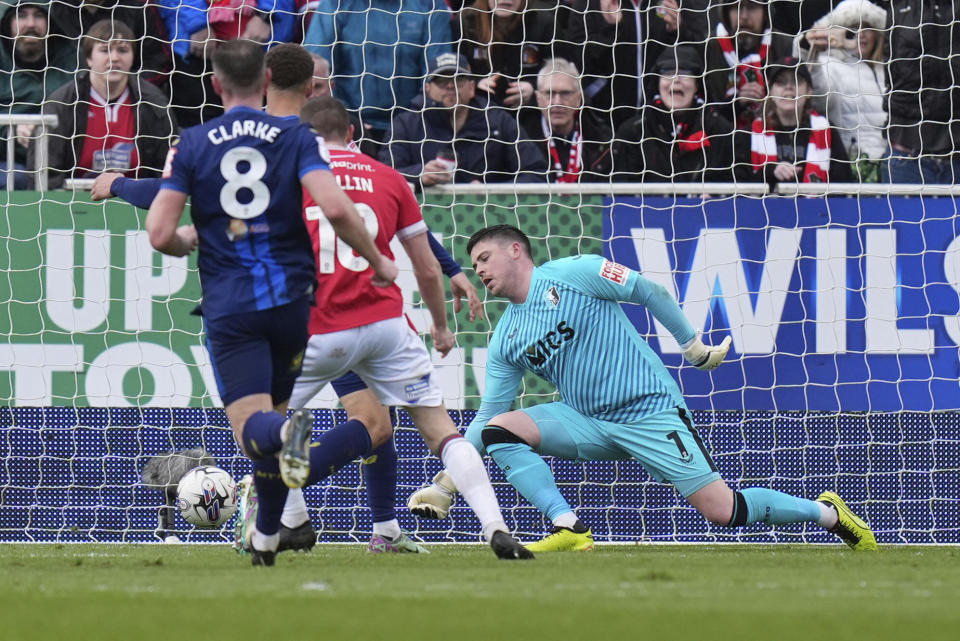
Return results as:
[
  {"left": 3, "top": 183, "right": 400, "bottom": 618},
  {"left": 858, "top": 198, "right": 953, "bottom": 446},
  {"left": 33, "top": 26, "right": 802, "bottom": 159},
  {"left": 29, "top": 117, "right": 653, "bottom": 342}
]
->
[
  {"left": 682, "top": 335, "right": 732, "bottom": 370},
  {"left": 407, "top": 470, "right": 458, "bottom": 519}
]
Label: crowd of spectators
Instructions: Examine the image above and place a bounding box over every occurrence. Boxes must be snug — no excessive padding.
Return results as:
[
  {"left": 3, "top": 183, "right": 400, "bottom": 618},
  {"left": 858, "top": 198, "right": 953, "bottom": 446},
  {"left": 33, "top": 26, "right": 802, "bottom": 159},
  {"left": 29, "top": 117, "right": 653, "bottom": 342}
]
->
[{"left": 2, "top": 0, "right": 960, "bottom": 189}]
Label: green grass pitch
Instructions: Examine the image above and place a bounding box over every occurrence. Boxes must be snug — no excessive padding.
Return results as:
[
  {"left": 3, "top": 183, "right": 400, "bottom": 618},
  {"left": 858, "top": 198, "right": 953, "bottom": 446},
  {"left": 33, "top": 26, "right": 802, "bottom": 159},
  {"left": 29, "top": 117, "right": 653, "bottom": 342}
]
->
[{"left": 2, "top": 544, "right": 957, "bottom": 641}]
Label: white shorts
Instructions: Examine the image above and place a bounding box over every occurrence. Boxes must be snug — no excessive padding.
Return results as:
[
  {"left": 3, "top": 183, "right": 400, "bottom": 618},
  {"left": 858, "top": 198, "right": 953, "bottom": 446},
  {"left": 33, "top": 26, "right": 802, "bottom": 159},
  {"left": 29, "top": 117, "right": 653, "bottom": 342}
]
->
[{"left": 289, "top": 316, "right": 443, "bottom": 409}]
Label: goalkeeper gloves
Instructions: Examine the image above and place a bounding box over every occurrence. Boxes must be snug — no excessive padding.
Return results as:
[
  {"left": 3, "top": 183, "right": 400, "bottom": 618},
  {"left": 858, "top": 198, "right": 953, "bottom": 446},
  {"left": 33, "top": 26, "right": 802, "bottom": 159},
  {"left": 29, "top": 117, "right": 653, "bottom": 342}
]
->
[
  {"left": 407, "top": 470, "right": 458, "bottom": 519},
  {"left": 682, "top": 334, "right": 732, "bottom": 370}
]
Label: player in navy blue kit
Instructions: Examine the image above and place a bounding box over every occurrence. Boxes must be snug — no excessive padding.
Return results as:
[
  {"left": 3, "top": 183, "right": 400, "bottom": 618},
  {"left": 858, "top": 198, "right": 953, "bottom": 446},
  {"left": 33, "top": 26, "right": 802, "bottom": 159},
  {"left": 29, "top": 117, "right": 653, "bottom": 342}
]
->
[
  {"left": 408, "top": 225, "right": 878, "bottom": 553},
  {"left": 146, "top": 39, "right": 398, "bottom": 565},
  {"left": 94, "top": 43, "right": 483, "bottom": 557}
]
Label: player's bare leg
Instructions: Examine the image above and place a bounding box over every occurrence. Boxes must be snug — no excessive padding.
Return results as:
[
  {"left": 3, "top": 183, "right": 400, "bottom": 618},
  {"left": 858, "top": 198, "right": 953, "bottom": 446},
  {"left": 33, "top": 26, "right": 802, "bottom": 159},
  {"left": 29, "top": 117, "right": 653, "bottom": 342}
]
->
[
  {"left": 226, "top": 393, "right": 275, "bottom": 457},
  {"left": 407, "top": 404, "right": 533, "bottom": 559}
]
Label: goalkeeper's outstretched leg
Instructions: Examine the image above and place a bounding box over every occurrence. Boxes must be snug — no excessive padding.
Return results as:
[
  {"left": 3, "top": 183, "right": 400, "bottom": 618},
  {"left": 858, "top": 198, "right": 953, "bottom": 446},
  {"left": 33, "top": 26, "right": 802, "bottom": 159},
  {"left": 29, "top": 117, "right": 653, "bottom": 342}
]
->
[{"left": 408, "top": 405, "right": 878, "bottom": 552}]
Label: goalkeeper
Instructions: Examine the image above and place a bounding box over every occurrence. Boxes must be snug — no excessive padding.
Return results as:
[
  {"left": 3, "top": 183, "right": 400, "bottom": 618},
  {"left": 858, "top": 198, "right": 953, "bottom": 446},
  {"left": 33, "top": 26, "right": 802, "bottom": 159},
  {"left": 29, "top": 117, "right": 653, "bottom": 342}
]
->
[{"left": 408, "top": 225, "right": 878, "bottom": 553}]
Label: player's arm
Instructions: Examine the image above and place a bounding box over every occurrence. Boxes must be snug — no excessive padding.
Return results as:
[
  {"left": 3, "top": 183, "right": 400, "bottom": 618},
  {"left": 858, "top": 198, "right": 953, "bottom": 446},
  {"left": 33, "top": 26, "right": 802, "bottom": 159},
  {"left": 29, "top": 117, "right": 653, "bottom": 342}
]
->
[
  {"left": 146, "top": 189, "right": 197, "bottom": 257},
  {"left": 426, "top": 231, "right": 483, "bottom": 321},
  {"left": 561, "top": 255, "right": 730, "bottom": 370},
  {"left": 301, "top": 169, "right": 398, "bottom": 287},
  {"left": 91, "top": 173, "right": 162, "bottom": 209},
  {"left": 401, "top": 230, "right": 454, "bottom": 356},
  {"left": 468, "top": 337, "right": 524, "bottom": 442}
]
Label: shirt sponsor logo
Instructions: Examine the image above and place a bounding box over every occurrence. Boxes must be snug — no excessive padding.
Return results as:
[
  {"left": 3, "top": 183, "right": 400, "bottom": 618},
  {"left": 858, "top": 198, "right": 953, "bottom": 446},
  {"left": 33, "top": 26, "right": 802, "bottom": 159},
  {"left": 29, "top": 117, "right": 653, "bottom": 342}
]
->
[
  {"left": 226, "top": 219, "right": 248, "bottom": 241},
  {"left": 524, "top": 321, "right": 575, "bottom": 367},
  {"left": 404, "top": 375, "right": 431, "bottom": 400},
  {"left": 600, "top": 259, "right": 629, "bottom": 286}
]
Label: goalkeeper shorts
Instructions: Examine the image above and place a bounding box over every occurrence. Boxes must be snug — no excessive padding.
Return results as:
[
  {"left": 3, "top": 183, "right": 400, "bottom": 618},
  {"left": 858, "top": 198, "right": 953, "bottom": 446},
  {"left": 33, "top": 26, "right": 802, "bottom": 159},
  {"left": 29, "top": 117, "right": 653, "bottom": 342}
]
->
[{"left": 520, "top": 402, "right": 721, "bottom": 498}]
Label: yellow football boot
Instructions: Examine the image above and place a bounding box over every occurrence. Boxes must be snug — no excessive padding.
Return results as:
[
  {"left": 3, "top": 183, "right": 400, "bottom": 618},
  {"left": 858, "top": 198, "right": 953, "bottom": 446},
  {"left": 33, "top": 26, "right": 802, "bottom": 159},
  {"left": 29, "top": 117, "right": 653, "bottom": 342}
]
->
[
  {"left": 817, "top": 491, "right": 878, "bottom": 551},
  {"left": 525, "top": 526, "right": 595, "bottom": 553}
]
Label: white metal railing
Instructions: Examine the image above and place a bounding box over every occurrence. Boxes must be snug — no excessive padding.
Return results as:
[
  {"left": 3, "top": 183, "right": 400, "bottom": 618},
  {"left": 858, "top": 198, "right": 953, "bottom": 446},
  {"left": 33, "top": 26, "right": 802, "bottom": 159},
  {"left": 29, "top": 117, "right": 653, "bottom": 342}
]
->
[
  {"left": 431, "top": 182, "right": 960, "bottom": 197},
  {"left": 64, "top": 179, "right": 960, "bottom": 198},
  {"left": 1, "top": 114, "right": 58, "bottom": 192}
]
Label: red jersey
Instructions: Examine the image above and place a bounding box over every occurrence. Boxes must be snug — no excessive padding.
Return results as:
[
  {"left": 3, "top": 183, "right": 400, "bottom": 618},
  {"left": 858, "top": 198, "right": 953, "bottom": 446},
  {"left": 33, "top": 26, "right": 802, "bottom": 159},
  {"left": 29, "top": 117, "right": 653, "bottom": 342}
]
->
[
  {"left": 77, "top": 87, "right": 139, "bottom": 178},
  {"left": 304, "top": 147, "right": 426, "bottom": 334}
]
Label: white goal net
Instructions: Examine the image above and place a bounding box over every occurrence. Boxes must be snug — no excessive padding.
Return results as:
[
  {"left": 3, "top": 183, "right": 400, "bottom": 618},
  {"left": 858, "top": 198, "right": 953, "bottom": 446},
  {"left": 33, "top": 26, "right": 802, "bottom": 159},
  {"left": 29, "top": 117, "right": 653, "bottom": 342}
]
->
[{"left": 1, "top": 0, "right": 958, "bottom": 544}]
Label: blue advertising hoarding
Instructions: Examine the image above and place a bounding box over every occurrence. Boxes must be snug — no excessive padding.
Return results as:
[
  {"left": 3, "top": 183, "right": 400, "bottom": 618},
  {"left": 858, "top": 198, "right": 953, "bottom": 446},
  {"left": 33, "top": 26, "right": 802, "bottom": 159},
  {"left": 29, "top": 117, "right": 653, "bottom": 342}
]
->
[{"left": 604, "top": 196, "right": 960, "bottom": 411}]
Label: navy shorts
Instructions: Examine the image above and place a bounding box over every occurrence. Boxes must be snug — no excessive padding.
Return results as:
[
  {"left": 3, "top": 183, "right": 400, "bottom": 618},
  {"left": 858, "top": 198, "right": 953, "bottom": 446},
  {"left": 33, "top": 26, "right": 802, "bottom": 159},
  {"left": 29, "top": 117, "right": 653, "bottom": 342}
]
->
[
  {"left": 204, "top": 297, "right": 310, "bottom": 406},
  {"left": 331, "top": 370, "right": 368, "bottom": 397}
]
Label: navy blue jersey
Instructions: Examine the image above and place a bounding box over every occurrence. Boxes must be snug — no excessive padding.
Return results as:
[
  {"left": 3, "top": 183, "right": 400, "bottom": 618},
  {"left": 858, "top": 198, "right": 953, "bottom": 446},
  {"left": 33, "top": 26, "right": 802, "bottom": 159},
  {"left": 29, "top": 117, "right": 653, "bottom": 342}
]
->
[{"left": 161, "top": 106, "right": 330, "bottom": 319}]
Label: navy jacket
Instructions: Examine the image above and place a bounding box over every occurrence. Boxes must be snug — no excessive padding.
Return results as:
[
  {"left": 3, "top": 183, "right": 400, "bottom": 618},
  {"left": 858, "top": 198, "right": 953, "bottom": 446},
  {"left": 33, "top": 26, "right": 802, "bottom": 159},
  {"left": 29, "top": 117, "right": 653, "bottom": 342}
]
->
[{"left": 380, "top": 95, "right": 548, "bottom": 186}]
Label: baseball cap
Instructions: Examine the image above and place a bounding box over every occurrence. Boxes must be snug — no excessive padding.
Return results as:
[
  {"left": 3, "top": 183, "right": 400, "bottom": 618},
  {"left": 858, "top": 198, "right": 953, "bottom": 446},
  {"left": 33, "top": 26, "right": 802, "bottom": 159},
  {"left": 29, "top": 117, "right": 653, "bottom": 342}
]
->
[
  {"left": 427, "top": 53, "right": 472, "bottom": 79},
  {"left": 654, "top": 45, "right": 704, "bottom": 77},
  {"left": 765, "top": 56, "right": 813, "bottom": 87}
]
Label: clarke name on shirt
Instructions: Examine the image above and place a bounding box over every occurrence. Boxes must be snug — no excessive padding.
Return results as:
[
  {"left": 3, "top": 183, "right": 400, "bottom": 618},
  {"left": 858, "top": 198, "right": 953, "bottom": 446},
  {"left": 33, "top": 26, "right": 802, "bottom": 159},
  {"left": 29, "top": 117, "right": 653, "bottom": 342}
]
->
[{"left": 207, "top": 119, "right": 282, "bottom": 145}]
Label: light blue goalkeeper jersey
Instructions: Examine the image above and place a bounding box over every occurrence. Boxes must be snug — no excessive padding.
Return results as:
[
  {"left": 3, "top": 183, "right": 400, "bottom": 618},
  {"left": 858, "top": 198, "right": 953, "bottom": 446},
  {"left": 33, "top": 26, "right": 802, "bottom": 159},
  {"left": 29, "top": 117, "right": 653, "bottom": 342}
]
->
[{"left": 470, "top": 255, "right": 698, "bottom": 430}]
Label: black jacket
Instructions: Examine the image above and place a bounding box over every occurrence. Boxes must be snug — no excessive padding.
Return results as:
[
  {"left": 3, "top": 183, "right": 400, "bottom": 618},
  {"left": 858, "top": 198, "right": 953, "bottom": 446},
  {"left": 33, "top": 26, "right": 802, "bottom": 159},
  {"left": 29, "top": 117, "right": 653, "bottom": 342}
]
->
[
  {"left": 29, "top": 71, "right": 178, "bottom": 188},
  {"left": 380, "top": 94, "right": 548, "bottom": 186},
  {"left": 885, "top": 0, "right": 960, "bottom": 155},
  {"left": 703, "top": 3, "right": 794, "bottom": 129},
  {"left": 458, "top": 0, "right": 573, "bottom": 106},
  {"left": 519, "top": 108, "right": 613, "bottom": 182},
  {"left": 612, "top": 97, "right": 737, "bottom": 182},
  {"left": 560, "top": 0, "right": 709, "bottom": 129}
]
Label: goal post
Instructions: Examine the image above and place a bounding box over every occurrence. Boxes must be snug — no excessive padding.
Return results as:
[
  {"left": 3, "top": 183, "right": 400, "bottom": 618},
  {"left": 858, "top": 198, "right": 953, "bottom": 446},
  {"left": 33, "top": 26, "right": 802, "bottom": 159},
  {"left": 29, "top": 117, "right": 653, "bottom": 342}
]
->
[{"left": 1, "top": 187, "right": 957, "bottom": 544}]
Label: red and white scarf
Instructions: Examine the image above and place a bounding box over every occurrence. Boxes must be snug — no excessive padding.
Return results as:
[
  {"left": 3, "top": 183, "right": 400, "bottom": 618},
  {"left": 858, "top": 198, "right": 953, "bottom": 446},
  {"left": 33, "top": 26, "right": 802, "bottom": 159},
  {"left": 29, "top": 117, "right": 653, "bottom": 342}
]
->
[
  {"left": 750, "top": 111, "right": 831, "bottom": 182},
  {"left": 715, "top": 22, "right": 771, "bottom": 99},
  {"left": 543, "top": 116, "right": 581, "bottom": 183}
]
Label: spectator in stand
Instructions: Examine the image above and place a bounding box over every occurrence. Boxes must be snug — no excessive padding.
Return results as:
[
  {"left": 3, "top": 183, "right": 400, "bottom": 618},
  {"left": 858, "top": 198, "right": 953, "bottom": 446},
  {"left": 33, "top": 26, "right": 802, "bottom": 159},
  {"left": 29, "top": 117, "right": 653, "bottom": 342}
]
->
[
  {"left": 458, "top": 0, "right": 575, "bottom": 110},
  {"left": 771, "top": 0, "right": 833, "bottom": 38},
  {"left": 157, "top": 0, "right": 297, "bottom": 127},
  {"left": 747, "top": 56, "right": 853, "bottom": 185},
  {"left": 380, "top": 53, "right": 547, "bottom": 187},
  {"left": 0, "top": 0, "right": 78, "bottom": 188},
  {"left": 705, "top": 0, "right": 793, "bottom": 130},
  {"left": 28, "top": 20, "right": 178, "bottom": 189},
  {"left": 561, "top": 0, "right": 710, "bottom": 130},
  {"left": 303, "top": 0, "right": 452, "bottom": 157},
  {"left": 47, "top": 0, "right": 172, "bottom": 88},
  {"left": 612, "top": 45, "right": 737, "bottom": 182},
  {"left": 797, "top": 0, "right": 888, "bottom": 183},
  {"left": 309, "top": 53, "right": 332, "bottom": 97},
  {"left": 519, "top": 58, "right": 612, "bottom": 182},
  {"left": 885, "top": 0, "right": 960, "bottom": 184},
  {"left": 308, "top": 51, "right": 367, "bottom": 148}
]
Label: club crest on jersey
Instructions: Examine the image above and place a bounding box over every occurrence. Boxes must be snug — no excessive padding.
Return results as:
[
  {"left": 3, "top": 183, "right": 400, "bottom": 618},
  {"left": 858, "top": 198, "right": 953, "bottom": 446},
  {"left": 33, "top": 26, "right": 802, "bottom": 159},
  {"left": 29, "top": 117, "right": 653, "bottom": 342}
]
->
[
  {"left": 600, "top": 259, "right": 629, "bottom": 286},
  {"left": 543, "top": 286, "right": 560, "bottom": 307},
  {"left": 524, "top": 321, "right": 575, "bottom": 367}
]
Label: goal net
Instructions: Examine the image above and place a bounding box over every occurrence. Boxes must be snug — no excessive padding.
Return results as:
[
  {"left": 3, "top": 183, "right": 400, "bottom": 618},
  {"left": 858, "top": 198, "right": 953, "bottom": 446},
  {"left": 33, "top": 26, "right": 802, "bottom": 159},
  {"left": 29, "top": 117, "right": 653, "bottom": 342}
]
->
[{"left": 1, "top": 0, "right": 958, "bottom": 545}]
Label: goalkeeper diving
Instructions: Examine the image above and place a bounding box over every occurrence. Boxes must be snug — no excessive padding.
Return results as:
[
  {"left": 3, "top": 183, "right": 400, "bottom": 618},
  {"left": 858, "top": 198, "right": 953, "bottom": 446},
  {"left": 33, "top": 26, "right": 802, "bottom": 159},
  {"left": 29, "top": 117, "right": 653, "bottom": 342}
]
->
[{"left": 408, "top": 225, "right": 877, "bottom": 552}]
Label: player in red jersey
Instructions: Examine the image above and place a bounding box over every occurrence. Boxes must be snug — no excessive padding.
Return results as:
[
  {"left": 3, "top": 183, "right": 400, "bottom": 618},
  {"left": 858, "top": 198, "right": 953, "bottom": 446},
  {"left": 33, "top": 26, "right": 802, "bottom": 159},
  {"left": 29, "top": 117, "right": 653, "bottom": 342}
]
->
[{"left": 283, "top": 96, "right": 531, "bottom": 560}]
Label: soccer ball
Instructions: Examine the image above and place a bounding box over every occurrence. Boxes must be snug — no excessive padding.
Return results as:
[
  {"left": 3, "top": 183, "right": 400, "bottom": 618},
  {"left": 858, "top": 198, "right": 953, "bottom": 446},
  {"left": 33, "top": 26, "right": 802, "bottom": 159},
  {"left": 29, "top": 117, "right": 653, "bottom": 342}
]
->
[{"left": 176, "top": 466, "right": 238, "bottom": 528}]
